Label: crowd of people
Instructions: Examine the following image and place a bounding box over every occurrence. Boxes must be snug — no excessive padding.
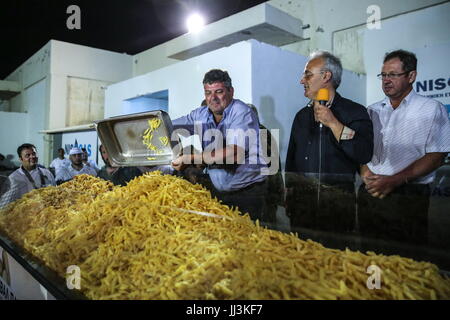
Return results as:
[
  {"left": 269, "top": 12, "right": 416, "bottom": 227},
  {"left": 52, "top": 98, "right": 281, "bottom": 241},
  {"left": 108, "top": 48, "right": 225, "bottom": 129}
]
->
[{"left": 1, "top": 49, "right": 449, "bottom": 248}]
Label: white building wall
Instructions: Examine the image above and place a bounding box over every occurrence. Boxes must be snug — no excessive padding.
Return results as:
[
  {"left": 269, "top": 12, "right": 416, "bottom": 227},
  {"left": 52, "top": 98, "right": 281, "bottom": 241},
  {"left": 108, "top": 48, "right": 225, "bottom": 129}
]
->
[
  {"left": 105, "top": 41, "right": 254, "bottom": 120},
  {"left": 132, "top": 43, "right": 180, "bottom": 78},
  {"left": 270, "top": 0, "right": 445, "bottom": 74},
  {"left": 22, "top": 78, "right": 48, "bottom": 161},
  {"left": 0, "top": 40, "right": 133, "bottom": 166},
  {"left": 0, "top": 112, "right": 29, "bottom": 167},
  {"left": 48, "top": 40, "right": 133, "bottom": 130},
  {"left": 6, "top": 42, "right": 51, "bottom": 114},
  {"left": 2, "top": 43, "right": 51, "bottom": 165},
  {"left": 0, "top": 78, "right": 48, "bottom": 166}
]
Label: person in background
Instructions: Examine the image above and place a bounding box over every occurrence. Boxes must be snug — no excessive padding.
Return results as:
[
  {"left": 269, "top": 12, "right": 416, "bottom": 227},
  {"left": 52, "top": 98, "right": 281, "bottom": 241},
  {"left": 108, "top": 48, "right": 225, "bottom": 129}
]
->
[
  {"left": 171, "top": 69, "right": 268, "bottom": 221},
  {"left": 0, "top": 153, "right": 17, "bottom": 171},
  {"left": 49, "top": 148, "right": 70, "bottom": 175},
  {"left": 0, "top": 153, "right": 8, "bottom": 171},
  {"left": 55, "top": 147, "right": 97, "bottom": 184},
  {"left": 81, "top": 147, "right": 100, "bottom": 173},
  {"left": 98, "top": 145, "right": 142, "bottom": 186},
  {"left": 0, "top": 143, "right": 55, "bottom": 206},
  {"left": 285, "top": 50, "right": 373, "bottom": 235},
  {"left": 358, "top": 49, "right": 450, "bottom": 245}
]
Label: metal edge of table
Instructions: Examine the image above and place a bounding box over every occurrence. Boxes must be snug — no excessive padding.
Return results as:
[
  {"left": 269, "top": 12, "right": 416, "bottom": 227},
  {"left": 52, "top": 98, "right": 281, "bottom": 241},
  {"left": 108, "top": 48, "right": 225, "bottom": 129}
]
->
[{"left": 0, "top": 229, "right": 88, "bottom": 300}]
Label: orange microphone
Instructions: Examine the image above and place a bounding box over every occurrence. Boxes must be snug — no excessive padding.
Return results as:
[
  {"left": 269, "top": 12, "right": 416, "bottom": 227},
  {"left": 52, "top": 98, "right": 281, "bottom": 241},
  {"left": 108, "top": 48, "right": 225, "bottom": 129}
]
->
[
  {"left": 315, "top": 88, "right": 329, "bottom": 128},
  {"left": 316, "top": 88, "right": 329, "bottom": 106}
]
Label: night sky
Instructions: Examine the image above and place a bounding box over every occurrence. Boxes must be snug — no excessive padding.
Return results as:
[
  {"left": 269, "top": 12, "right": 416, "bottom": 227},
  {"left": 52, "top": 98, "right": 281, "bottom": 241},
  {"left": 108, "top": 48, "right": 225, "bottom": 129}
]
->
[{"left": 0, "top": 0, "right": 268, "bottom": 79}]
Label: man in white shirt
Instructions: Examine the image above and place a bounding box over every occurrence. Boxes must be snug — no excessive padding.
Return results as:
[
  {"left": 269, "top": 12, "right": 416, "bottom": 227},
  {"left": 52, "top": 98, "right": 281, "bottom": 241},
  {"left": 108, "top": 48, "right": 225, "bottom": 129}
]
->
[
  {"left": 0, "top": 143, "right": 55, "bottom": 207},
  {"left": 49, "top": 148, "right": 70, "bottom": 171},
  {"left": 358, "top": 49, "right": 450, "bottom": 244},
  {"left": 81, "top": 147, "right": 99, "bottom": 173},
  {"left": 55, "top": 147, "right": 97, "bottom": 184}
]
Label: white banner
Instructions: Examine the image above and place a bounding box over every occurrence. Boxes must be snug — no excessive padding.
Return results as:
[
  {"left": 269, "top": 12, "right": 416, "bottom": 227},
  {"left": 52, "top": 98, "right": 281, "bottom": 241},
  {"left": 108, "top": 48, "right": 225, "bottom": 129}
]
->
[
  {"left": 0, "top": 245, "right": 56, "bottom": 300},
  {"left": 414, "top": 43, "right": 450, "bottom": 118},
  {"left": 61, "top": 130, "right": 101, "bottom": 166},
  {"left": 0, "top": 248, "right": 15, "bottom": 300}
]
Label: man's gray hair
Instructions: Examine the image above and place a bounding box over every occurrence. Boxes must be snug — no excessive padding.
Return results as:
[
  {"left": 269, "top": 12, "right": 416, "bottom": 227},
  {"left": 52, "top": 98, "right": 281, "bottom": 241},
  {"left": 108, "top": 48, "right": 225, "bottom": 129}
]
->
[{"left": 310, "top": 50, "right": 342, "bottom": 89}]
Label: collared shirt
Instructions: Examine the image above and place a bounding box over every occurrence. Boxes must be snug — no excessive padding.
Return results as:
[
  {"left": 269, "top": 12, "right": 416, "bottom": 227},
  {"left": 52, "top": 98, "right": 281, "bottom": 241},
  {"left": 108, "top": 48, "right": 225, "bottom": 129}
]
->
[
  {"left": 285, "top": 93, "right": 373, "bottom": 184},
  {"left": 1, "top": 166, "right": 56, "bottom": 205},
  {"left": 172, "top": 99, "right": 267, "bottom": 192},
  {"left": 367, "top": 90, "right": 450, "bottom": 184},
  {"left": 50, "top": 157, "right": 71, "bottom": 170},
  {"left": 55, "top": 163, "right": 97, "bottom": 182},
  {"left": 84, "top": 159, "right": 100, "bottom": 173}
]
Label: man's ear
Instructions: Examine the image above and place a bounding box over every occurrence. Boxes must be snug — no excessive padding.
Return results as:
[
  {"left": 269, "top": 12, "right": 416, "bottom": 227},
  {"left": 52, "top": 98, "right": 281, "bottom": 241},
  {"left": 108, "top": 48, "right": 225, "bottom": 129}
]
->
[
  {"left": 323, "top": 70, "right": 332, "bottom": 84},
  {"left": 408, "top": 70, "right": 417, "bottom": 84}
]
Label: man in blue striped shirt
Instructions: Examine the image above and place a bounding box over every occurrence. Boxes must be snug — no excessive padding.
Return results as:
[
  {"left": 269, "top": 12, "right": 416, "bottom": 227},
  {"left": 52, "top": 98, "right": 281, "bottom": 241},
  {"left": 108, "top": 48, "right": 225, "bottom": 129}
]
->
[{"left": 171, "top": 69, "right": 269, "bottom": 221}]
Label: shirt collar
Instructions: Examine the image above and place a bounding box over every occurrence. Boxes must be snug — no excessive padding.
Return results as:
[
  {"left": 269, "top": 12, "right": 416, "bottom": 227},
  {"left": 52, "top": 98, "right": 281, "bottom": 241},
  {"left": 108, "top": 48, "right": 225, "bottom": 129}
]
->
[
  {"left": 206, "top": 99, "right": 235, "bottom": 123},
  {"left": 329, "top": 92, "right": 340, "bottom": 108},
  {"left": 382, "top": 88, "right": 416, "bottom": 109},
  {"left": 401, "top": 88, "right": 416, "bottom": 105},
  {"left": 20, "top": 166, "right": 38, "bottom": 174}
]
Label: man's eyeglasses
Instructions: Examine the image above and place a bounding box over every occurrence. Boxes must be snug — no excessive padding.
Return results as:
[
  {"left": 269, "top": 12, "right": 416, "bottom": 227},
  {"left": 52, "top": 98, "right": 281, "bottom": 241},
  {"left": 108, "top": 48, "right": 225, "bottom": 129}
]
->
[
  {"left": 21, "top": 152, "right": 37, "bottom": 159},
  {"left": 301, "top": 70, "right": 325, "bottom": 79},
  {"left": 377, "top": 71, "right": 410, "bottom": 80}
]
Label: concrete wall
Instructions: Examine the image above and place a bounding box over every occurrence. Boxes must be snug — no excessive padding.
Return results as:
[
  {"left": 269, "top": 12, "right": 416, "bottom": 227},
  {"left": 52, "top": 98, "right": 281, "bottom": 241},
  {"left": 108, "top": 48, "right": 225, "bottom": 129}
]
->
[
  {"left": 2, "top": 43, "right": 51, "bottom": 165},
  {"left": 6, "top": 42, "right": 51, "bottom": 113},
  {"left": 22, "top": 78, "right": 48, "bottom": 163},
  {"left": 133, "top": 43, "right": 180, "bottom": 78},
  {"left": 0, "top": 112, "right": 29, "bottom": 166},
  {"left": 251, "top": 41, "right": 307, "bottom": 170},
  {"left": 48, "top": 40, "right": 133, "bottom": 130},
  {"left": 270, "top": 0, "right": 446, "bottom": 75},
  {"left": 363, "top": 2, "right": 450, "bottom": 105},
  {"left": 0, "top": 78, "right": 49, "bottom": 166}
]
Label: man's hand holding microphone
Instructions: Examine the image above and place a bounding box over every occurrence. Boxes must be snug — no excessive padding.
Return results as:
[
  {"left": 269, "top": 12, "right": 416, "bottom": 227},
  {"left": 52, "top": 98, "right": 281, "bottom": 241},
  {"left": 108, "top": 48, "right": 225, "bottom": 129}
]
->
[{"left": 313, "top": 88, "right": 346, "bottom": 141}]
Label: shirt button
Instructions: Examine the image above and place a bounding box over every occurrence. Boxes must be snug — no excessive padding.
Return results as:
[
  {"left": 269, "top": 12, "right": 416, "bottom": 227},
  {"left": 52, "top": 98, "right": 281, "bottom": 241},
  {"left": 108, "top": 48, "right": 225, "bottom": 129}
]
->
[
  {"left": 305, "top": 157, "right": 308, "bottom": 160},
  {"left": 308, "top": 141, "right": 311, "bottom": 145}
]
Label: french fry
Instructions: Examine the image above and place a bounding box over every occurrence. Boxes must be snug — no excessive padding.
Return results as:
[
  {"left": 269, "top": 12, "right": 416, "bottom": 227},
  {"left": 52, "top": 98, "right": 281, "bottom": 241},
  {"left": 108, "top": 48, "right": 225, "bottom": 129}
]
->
[{"left": 1, "top": 173, "right": 450, "bottom": 300}]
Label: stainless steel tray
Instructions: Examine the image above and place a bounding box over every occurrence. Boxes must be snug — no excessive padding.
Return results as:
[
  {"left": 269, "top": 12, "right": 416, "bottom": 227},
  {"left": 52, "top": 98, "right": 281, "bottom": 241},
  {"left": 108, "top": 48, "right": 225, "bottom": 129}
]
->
[{"left": 95, "top": 111, "right": 177, "bottom": 167}]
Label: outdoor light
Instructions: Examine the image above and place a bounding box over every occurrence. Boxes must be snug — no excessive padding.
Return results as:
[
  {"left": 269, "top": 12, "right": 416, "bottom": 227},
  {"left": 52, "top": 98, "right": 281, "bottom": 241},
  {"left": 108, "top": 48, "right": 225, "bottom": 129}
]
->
[{"left": 186, "top": 13, "right": 205, "bottom": 33}]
